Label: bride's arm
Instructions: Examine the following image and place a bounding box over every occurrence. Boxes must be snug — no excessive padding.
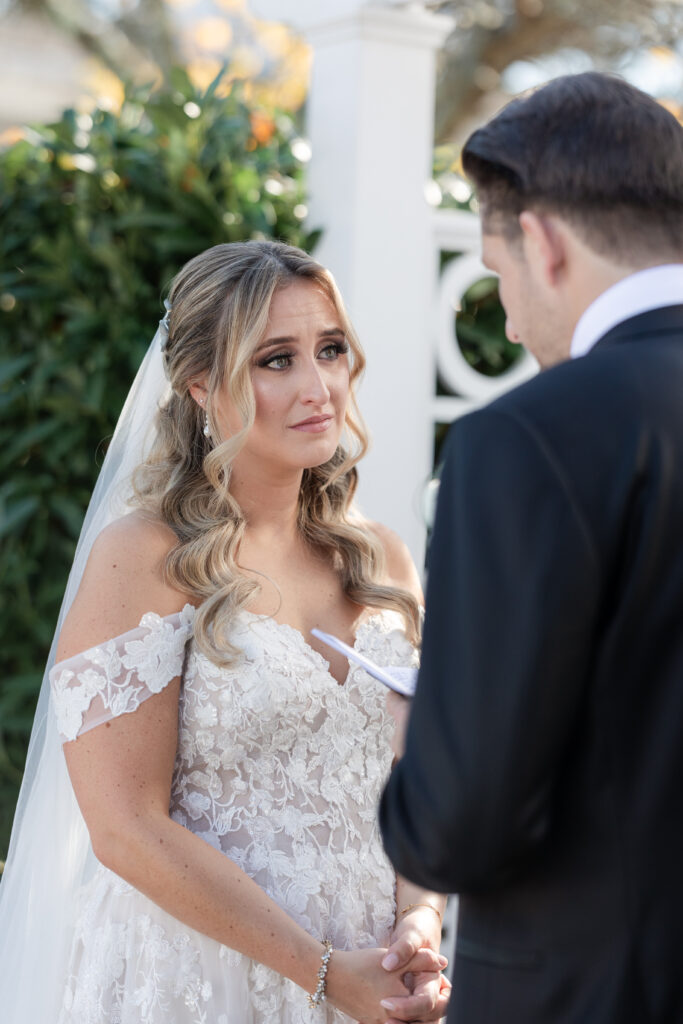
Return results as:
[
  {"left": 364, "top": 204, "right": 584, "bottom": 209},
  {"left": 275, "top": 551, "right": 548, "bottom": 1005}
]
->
[{"left": 58, "top": 515, "right": 441, "bottom": 1023}]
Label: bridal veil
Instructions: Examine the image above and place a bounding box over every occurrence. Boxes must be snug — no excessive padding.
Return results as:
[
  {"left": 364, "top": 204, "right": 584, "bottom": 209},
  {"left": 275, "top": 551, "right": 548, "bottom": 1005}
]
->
[{"left": 0, "top": 321, "right": 171, "bottom": 1020}]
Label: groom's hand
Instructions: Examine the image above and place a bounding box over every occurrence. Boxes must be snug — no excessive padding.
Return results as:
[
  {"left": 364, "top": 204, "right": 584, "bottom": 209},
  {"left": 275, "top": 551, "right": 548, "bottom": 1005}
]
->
[
  {"left": 386, "top": 691, "right": 411, "bottom": 761},
  {"left": 381, "top": 970, "right": 451, "bottom": 1023},
  {"left": 380, "top": 907, "right": 450, "bottom": 1023}
]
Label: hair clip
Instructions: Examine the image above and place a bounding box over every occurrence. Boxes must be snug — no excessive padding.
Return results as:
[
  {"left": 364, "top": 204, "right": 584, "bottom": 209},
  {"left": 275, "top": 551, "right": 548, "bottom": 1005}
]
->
[{"left": 159, "top": 298, "right": 172, "bottom": 353}]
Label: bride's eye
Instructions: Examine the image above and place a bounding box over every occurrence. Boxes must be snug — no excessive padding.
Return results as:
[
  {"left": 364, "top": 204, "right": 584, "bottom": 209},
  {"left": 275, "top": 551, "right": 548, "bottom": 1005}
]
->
[
  {"left": 318, "top": 340, "right": 349, "bottom": 361},
  {"left": 257, "top": 351, "right": 294, "bottom": 370}
]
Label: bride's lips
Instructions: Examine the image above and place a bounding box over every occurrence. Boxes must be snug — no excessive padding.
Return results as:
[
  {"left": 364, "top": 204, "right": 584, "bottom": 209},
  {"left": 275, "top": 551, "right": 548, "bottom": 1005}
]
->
[{"left": 290, "top": 414, "right": 334, "bottom": 433}]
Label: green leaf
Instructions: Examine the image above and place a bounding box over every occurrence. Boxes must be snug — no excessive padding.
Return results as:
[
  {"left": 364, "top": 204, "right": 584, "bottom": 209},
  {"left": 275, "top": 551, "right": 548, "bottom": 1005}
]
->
[
  {"left": 0, "top": 354, "right": 33, "bottom": 387},
  {"left": 2, "top": 419, "right": 61, "bottom": 464},
  {"left": 0, "top": 496, "right": 40, "bottom": 538}
]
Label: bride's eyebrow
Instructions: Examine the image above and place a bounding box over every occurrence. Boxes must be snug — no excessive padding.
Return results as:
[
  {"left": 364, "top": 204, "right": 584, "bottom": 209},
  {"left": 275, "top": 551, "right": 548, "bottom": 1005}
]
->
[
  {"left": 255, "top": 336, "right": 295, "bottom": 353},
  {"left": 255, "top": 328, "right": 345, "bottom": 353}
]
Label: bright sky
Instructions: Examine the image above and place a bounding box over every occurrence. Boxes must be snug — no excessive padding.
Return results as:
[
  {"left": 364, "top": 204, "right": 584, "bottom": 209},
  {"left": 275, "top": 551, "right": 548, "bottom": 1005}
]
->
[{"left": 503, "top": 42, "right": 683, "bottom": 99}]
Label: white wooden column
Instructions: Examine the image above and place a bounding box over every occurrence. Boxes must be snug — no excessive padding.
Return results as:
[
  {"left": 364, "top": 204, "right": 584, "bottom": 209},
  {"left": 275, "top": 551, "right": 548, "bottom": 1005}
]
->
[{"left": 251, "top": 1, "right": 453, "bottom": 566}]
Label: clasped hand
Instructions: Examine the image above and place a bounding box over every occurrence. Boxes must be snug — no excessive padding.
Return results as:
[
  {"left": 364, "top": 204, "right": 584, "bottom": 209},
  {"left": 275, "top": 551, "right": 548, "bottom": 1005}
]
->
[
  {"left": 327, "top": 913, "right": 450, "bottom": 1023},
  {"left": 379, "top": 909, "right": 451, "bottom": 1024}
]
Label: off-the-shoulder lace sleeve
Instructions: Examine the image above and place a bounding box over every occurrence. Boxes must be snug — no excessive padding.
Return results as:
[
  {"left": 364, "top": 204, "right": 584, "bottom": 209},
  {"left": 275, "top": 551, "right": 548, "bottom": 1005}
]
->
[{"left": 49, "top": 604, "right": 196, "bottom": 743}]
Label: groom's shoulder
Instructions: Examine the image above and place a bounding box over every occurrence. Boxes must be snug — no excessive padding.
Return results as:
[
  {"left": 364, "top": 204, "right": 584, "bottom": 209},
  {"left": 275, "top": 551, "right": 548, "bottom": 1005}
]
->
[
  {"left": 466, "top": 347, "right": 631, "bottom": 434},
  {"left": 499, "top": 348, "right": 620, "bottom": 408},
  {"left": 442, "top": 348, "right": 639, "bottom": 472}
]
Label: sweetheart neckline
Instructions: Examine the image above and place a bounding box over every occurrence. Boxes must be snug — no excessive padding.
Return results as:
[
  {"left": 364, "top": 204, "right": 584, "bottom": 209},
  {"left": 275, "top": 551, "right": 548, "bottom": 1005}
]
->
[{"left": 236, "top": 608, "right": 391, "bottom": 688}]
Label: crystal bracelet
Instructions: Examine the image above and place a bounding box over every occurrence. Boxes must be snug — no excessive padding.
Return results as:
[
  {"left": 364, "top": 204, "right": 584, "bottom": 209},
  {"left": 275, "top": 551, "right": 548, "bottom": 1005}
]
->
[{"left": 308, "top": 939, "right": 334, "bottom": 1009}]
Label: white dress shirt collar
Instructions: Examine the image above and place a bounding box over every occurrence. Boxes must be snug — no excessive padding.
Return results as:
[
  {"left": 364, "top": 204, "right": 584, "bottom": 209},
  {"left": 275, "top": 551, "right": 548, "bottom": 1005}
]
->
[{"left": 570, "top": 264, "right": 683, "bottom": 359}]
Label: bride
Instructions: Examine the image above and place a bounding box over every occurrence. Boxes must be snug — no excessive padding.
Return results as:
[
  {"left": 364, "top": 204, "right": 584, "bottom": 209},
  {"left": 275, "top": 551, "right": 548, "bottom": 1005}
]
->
[{"left": 0, "top": 240, "right": 450, "bottom": 1023}]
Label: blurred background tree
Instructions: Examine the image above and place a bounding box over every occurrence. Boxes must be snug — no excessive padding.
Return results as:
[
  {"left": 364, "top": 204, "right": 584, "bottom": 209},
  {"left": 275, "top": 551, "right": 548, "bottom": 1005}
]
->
[
  {"left": 431, "top": 0, "right": 683, "bottom": 143},
  {"left": 0, "top": 0, "right": 310, "bottom": 134},
  {"left": 1, "top": 0, "right": 681, "bottom": 138}
]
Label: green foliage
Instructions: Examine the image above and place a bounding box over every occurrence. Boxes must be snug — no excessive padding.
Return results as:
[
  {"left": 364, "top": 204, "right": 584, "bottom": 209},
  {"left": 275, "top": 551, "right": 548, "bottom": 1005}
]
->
[
  {"left": 0, "top": 68, "right": 315, "bottom": 860},
  {"left": 456, "top": 276, "right": 520, "bottom": 377},
  {"left": 433, "top": 274, "right": 523, "bottom": 469}
]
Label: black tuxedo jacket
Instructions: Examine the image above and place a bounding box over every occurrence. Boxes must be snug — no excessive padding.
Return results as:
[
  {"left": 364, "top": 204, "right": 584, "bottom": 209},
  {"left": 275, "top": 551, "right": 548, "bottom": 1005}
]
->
[{"left": 380, "top": 306, "right": 683, "bottom": 1023}]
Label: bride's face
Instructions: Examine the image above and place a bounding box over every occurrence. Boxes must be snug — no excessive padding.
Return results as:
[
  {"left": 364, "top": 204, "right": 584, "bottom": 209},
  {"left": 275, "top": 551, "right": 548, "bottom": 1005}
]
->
[{"left": 214, "top": 278, "right": 351, "bottom": 474}]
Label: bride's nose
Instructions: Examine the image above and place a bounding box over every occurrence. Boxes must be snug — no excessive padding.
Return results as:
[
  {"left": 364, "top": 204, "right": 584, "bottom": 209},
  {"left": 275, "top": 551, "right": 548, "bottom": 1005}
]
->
[{"left": 299, "top": 360, "right": 331, "bottom": 405}]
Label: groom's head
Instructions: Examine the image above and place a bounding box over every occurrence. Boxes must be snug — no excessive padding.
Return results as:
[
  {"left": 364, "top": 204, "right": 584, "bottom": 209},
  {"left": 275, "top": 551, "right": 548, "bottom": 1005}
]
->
[{"left": 462, "top": 72, "right": 683, "bottom": 367}]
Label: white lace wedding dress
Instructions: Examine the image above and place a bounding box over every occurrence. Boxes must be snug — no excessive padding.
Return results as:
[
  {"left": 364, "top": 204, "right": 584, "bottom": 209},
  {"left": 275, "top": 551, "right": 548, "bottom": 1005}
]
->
[{"left": 49, "top": 604, "right": 418, "bottom": 1024}]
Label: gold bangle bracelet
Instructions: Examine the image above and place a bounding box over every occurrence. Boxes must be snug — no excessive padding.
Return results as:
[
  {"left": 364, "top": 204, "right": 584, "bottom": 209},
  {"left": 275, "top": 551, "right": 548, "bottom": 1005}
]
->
[{"left": 397, "top": 902, "right": 443, "bottom": 924}]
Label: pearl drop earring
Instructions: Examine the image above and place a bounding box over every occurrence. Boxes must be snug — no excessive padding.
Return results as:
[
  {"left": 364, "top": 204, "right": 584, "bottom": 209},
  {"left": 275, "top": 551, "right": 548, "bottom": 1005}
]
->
[{"left": 199, "top": 398, "right": 210, "bottom": 439}]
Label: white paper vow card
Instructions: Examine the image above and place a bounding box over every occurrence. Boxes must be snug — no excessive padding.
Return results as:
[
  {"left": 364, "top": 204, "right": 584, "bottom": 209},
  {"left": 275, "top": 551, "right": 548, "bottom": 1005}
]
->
[{"left": 310, "top": 628, "right": 417, "bottom": 697}]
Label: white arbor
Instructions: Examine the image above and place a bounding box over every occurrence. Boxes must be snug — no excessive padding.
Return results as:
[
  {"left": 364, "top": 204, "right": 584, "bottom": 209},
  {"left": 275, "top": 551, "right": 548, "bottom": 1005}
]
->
[{"left": 253, "top": 0, "right": 537, "bottom": 567}]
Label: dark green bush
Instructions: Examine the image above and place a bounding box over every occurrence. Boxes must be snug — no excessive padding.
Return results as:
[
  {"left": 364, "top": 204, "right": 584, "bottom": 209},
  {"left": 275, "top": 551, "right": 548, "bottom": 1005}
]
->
[{"left": 0, "top": 68, "right": 316, "bottom": 860}]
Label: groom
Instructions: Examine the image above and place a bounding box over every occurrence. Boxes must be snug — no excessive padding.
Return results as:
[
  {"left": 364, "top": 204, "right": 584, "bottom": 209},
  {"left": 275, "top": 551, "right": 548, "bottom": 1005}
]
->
[{"left": 380, "top": 72, "right": 683, "bottom": 1023}]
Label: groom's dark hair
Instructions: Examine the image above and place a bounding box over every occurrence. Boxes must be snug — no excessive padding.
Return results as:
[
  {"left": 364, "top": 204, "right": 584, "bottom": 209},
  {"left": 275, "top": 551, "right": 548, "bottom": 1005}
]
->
[{"left": 462, "top": 72, "right": 683, "bottom": 261}]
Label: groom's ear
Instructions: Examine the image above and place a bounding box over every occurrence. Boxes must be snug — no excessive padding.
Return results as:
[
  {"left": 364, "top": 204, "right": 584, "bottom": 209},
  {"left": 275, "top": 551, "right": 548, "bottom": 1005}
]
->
[{"left": 519, "top": 210, "right": 567, "bottom": 289}]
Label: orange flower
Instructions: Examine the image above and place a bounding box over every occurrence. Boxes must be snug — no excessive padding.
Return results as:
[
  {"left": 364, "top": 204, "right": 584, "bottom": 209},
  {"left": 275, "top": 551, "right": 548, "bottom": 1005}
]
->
[{"left": 250, "top": 111, "right": 275, "bottom": 145}]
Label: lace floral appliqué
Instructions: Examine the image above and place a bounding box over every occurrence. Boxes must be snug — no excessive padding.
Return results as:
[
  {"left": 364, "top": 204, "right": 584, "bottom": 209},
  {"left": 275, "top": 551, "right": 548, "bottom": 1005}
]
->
[{"left": 49, "top": 605, "right": 195, "bottom": 742}]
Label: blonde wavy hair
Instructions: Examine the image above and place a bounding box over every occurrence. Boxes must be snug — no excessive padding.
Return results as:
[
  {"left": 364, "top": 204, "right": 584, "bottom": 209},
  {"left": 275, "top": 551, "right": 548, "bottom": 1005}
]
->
[{"left": 132, "top": 240, "right": 420, "bottom": 664}]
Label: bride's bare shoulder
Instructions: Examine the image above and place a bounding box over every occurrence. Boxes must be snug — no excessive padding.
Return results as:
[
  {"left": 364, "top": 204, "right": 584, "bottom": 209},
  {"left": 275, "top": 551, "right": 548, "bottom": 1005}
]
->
[
  {"left": 92, "top": 511, "right": 179, "bottom": 562},
  {"left": 57, "top": 513, "right": 194, "bottom": 660}
]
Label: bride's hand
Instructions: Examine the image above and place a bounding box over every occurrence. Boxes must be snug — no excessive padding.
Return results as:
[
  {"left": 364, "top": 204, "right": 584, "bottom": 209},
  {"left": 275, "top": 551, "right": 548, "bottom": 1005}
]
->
[
  {"left": 325, "top": 947, "right": 446, "bottom": 1024},
  {"left": 380, "top": 907, "right": 450, "bottom": 1023}
]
